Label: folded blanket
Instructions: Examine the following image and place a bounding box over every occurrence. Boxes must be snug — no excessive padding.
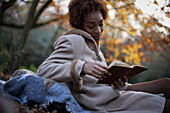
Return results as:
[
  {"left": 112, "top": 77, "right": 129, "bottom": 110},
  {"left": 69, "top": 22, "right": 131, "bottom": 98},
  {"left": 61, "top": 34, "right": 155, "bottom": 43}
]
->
[{"left": 0, "top": 69, "right": 89, "bottom": 113}]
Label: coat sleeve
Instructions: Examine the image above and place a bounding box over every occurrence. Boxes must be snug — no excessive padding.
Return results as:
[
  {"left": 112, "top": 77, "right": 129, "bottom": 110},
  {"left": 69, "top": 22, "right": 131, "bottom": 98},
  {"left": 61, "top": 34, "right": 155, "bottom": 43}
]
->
[{"left": 37, "top": 36, "right": 85, "bottom": 82}]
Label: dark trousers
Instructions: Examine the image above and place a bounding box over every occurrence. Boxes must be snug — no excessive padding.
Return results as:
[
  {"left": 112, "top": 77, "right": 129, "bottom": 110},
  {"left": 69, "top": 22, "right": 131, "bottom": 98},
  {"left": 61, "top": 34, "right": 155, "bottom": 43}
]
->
[{"left": 126, "top": 78, "right": 170, "bottom": 113}]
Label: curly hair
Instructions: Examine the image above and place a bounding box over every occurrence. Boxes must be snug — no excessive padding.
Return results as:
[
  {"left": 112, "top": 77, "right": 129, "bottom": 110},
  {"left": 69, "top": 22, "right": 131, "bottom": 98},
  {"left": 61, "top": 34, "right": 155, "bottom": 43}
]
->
[{"left": 68, "top": 0, "right": 108, "bottom": 29}]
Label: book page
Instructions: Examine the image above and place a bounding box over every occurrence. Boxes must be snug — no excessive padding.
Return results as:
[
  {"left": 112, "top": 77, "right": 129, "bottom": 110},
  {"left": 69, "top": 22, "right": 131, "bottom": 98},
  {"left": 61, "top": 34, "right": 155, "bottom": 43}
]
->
[
  {"left": 108, "top": 60, "right": 131, "bottom": 69},
  {"left": 131, "top": 65, "right": 147, "bottom": 69}
]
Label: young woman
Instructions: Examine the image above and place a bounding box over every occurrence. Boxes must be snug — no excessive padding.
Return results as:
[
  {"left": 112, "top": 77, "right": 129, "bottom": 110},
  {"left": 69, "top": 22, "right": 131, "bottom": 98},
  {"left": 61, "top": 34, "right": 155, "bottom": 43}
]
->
[{"left": 37, "top": 0, "right": 170, "bottom": 112}]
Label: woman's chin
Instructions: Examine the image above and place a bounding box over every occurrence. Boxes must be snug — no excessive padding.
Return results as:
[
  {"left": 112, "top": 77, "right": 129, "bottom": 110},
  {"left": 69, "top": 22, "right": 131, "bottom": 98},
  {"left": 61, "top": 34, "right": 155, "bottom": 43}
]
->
[{"left": 93, "top": 37, "right": 100, "bottom": 43}]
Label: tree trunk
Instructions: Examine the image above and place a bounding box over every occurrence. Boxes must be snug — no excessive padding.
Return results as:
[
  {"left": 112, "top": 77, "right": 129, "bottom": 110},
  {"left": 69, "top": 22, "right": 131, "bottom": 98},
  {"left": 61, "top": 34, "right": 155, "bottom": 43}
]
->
[
  {"left": 8, "top": 0, "right": 40, "bottom": 74},
  {"left": 7, "top": 0, "right": 54, "bottom": 74}
]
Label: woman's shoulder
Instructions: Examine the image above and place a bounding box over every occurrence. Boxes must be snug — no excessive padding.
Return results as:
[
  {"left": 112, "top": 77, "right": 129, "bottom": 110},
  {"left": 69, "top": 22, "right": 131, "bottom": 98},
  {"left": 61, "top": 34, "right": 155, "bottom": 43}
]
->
[
  {"left": 63, "top": 34, "right": 85, "bottom": 42},
  {"left": 53, "top": 34, "right": 85, "bottom": 48}
]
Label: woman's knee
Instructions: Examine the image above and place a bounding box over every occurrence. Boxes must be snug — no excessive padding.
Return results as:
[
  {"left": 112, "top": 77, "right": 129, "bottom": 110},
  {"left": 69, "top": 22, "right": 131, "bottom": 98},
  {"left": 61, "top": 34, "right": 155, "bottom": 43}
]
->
[
  {"left": 162, "top": 78, "right": 170, "bottom": 83},
  {"left": 161, "top": 78, "right": 170, "bottom": 88}
]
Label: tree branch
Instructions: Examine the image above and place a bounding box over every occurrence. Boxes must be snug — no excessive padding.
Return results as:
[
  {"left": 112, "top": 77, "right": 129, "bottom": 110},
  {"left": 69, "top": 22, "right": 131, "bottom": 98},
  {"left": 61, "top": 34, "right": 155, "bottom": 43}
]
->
[
  {"left": 32, "top": 15, "right": 64, "bottom": 28},
  {"left": 114, "top": 3, "right": 134, "bottom": 10},
  {"left": 0, "top": 0, "right": 16, "bottom": 22},
  {"left": 0, "top": 22, "right": 24, "bottom": 28},
  {"left": 0, "top": 0, "right": 16, "bottom": 13},
  {"left": 0, "top": 15, "right": 64, "bottom": 29},
  {"left": 32, "top": 0, "right": 53, "bottom": 28},
  {"left": 21, "top": 0, "right": 39, "bottom": 49}
]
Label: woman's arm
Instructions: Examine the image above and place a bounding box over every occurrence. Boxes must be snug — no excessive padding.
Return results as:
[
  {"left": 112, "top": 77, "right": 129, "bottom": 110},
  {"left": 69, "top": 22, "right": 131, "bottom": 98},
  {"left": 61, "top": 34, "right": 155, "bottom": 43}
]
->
[{"left": 37, "top": 36, "right": 85, "bottom": 82}]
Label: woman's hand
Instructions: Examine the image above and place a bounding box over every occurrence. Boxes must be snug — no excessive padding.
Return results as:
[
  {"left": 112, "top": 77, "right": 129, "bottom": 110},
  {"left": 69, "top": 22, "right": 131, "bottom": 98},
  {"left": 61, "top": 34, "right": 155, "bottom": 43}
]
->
[
  {"left": 82, "top": 62, "right": 111, "bottom": 79},
  {"left": 112, "top": 76, "right": 128, "bottom": 89}
]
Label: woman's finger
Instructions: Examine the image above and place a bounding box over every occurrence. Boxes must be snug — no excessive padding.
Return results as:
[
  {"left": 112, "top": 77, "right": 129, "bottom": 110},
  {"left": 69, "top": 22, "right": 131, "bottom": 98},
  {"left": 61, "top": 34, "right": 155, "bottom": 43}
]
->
[
  {"left": 96, "top": 62, "right": 109, "bottom": 70},
  {"left": 122, "top": 76, "right": 128, "bottom": 82},
  {"left": 118, "top": 79, "right": 124, "bottom": 86},
  {"left": 91, "top": 67, "right": 103, "bottom": 76},
  {"left": 92, "top": 73, "right": 103, "bottom": 80},
  {"left": 113, "top": 81, "right": 121, "bottom": 89},
  {"left": 94, "top": 64, "right": 111, "bottom": 76}
]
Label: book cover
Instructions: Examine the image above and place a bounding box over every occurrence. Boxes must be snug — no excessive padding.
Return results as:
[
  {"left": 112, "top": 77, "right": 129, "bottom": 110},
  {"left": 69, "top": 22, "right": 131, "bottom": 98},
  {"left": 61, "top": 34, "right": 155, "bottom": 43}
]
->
[{"left": 97, "top": 60, "right": 148, "bottom": 84}]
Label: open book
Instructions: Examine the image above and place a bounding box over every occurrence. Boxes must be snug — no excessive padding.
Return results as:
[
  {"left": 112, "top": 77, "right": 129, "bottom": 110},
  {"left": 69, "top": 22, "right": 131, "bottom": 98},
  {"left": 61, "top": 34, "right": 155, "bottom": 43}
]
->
[{"left": 97, "top": 60, "right": 148, "bottom": 84}]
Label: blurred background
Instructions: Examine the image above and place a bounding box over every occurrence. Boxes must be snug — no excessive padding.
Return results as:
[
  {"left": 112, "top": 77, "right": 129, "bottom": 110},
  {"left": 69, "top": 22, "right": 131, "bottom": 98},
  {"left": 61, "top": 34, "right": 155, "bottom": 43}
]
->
[{"left": 0, "top": 0, "right": 170, "bottom": 83}]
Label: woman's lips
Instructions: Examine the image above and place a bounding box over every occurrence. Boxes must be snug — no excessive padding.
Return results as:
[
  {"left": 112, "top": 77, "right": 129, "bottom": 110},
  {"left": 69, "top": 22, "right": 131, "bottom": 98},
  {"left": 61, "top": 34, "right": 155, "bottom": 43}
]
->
[{"left": 93, "top": 36, "right": 100, "bottom": 42}]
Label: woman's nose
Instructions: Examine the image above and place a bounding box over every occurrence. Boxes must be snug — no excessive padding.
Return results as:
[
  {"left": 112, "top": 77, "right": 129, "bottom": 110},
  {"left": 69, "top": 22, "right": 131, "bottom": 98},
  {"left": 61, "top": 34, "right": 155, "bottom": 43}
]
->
[{"left": 95, "top": 26, "right": 101, "bottom": 34}]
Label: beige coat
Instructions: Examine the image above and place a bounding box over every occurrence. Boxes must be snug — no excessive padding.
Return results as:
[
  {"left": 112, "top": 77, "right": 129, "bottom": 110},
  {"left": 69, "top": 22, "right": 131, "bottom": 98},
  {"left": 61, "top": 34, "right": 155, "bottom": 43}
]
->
[{"left": 37, "top": 29, "right": 165, "bottom": 113}]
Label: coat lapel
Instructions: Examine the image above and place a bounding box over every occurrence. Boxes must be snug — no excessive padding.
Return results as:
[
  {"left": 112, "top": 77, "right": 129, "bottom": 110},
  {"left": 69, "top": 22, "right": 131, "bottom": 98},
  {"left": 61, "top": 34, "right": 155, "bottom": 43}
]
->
[{"left": 63, "top": 29, "right": 102, "bottom": 62}]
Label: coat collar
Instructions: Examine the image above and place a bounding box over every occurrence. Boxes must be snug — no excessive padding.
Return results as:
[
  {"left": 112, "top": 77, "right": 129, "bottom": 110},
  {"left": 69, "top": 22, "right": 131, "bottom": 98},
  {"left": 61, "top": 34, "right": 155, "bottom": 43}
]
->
[
  {"left": 63, "top": 28, "right": 97, "bottom": 45},
  {"left": 63, "top": 28, "right": 102, "bottom": 62}
]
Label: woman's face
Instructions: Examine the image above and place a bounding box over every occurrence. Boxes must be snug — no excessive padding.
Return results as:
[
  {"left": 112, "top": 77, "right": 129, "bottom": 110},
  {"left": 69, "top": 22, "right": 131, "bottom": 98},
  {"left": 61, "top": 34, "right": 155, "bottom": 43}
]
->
[{"left": 82, "top": 11, "right": 104, "bottom": 44}]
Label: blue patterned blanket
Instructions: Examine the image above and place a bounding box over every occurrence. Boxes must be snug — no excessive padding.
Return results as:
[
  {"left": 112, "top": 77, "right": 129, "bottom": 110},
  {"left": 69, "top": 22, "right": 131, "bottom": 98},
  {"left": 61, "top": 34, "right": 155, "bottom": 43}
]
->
[{"left": 0, "top": 69, "right": 89, "bottom": 113}]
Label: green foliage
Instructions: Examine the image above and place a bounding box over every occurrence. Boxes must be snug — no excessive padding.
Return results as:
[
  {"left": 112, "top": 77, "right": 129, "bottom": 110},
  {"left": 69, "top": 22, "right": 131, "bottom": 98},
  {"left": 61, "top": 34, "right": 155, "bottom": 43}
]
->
[
  {"left": 129, "top": 50, "right": 170, "bottom": 83},
  {"left": 20, "top": 64, "right": 37, "bottom": 73},
  {"left": 0, "top": 41, "right": 10, "bottom": 72}
]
